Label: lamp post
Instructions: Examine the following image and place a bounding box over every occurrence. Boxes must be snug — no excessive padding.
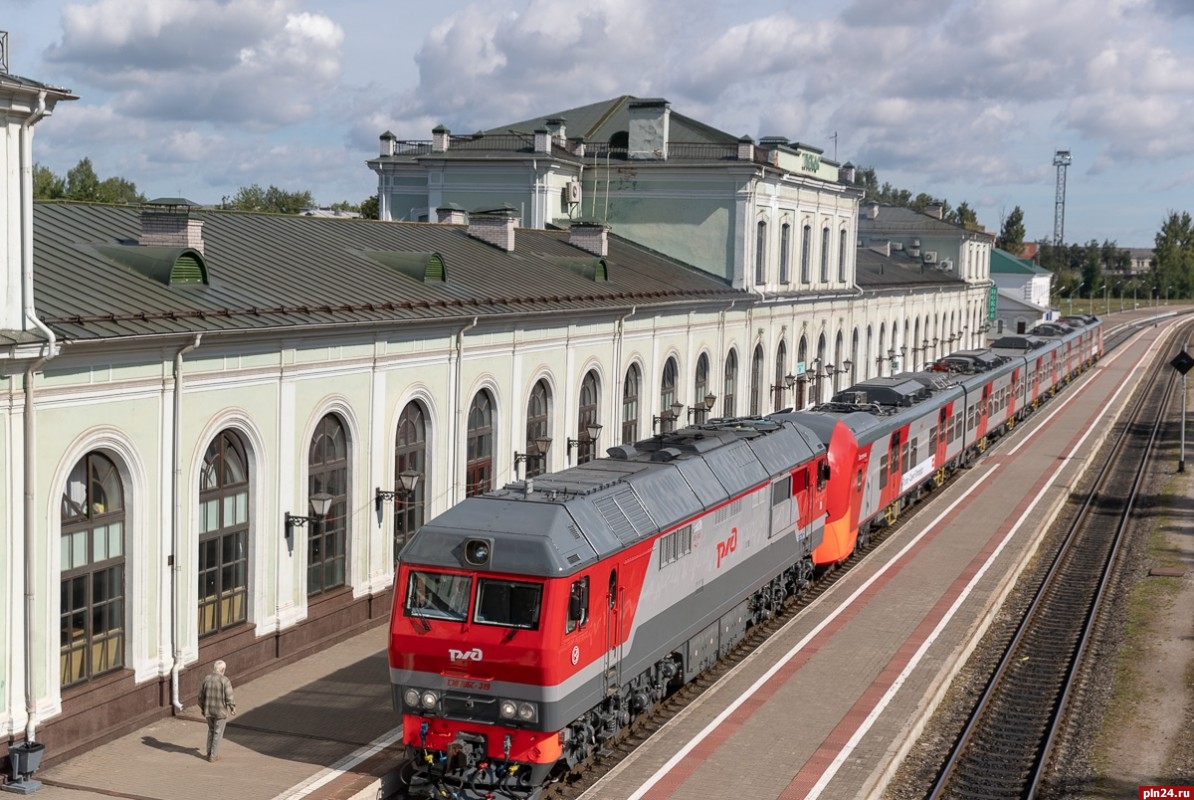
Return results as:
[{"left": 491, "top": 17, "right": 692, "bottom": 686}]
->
[
  {"left": 514, "top": 435, "right": 553, "bottom": 478},
  {"left": 375, "top": 469, "right": 421, "bottom": 515},
  {"left": 687, "top": 391, "right": 718, "bottom": 423},
  {"left": 771, "top": 373, "right": 797, "bottom": 410},
  {"left": 285, "top": 492, "right": 334, "bottom": 539},
  {"left": 653, "top": 401, "right": 685, "bottom": 433},
  {"left": 567, "top": 422, "right": 603, "bottom": 464}
]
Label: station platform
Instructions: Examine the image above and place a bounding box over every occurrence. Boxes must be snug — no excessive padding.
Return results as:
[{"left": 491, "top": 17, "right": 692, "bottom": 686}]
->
[
  {"left": 580, "top": 312, "right": 1178, "bottom": 800},
  {"left": 7, "top": 626, "right": 403, "bottom": 800},
  {"left": 6, "top": 310, "right": 1178, "bottom": 800}
]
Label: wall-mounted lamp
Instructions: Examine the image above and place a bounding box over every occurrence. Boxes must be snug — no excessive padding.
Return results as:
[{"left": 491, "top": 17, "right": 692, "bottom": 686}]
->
[
  {"left": 567, "top": 422, "right": 603, "bottom": 464},
  {"left": 653, "top": 401, "right": 685, "bottom": 432},
  {"left": 514, "top": 436, "right": 553, "bottom": 477},
  {"left": 285, "top": 492, "right": 334, "bottom": 539},
  {"left": 375, "top": 469, "right": 421, "bottom": 515},
  {"left": 688, "top": 392, "right": 718, "bottom": 421}
]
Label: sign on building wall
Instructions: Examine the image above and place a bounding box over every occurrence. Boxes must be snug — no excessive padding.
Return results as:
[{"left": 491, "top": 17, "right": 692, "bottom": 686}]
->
[{"left": 987, "top": 285, "right": 998, "bottom": 321}]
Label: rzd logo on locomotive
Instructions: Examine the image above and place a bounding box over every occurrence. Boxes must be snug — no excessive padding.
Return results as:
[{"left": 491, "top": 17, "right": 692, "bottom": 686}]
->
[
  {"left": 716, "top": 528, "right": 738, "bottom": 569},
  {"left": 449, "top": 647, "right": 483, "bottom": 662}
]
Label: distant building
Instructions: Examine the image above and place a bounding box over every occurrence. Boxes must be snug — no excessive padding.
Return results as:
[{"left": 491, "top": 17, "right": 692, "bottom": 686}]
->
[{"left": 989, "top": 249, "right": 1053, "bottom": 334}]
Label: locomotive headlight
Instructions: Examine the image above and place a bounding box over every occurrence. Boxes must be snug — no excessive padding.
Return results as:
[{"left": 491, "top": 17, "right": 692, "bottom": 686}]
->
[
  {"left": 403, "top": 688, "right": 421, "bottom": 708},
  {"left": 420, "top": 690, "right": 440, "bottom": 710},
  {"left": 516, "top": 702, "right": 537, "bottom": 722},
  {"left": 499, "top": 700, "right": 518, "bottom": 719}
]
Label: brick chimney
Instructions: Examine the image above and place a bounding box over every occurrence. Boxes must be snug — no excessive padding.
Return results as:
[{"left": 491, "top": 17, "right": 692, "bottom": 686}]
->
[
  {"left": 534, "top": 128, "right": 552, "bottom": 154},
  {"left": 925, "top": 202, "right": 944, "bottom": 220},
  {"left": 432, "top": 125, "right": 450, "bottom": 153},
  {"left": 737, "top": 135, "right": 754, "bottom": 162},
  {"left": 545, "top": 117, "right": 567, "bottom": 146},
  {"left": 140, "top": 201, "right": 204, "bottom": 254},
  {"left": 436, "top": 204, "right": 468, "bottom": 225},
  {"left": 628, "top": 98, "right": 670, "bottom": 160},
  {"left": 379, "top": 130, "right": 397, "bottom": 156},
  {"left": 467, "top": 207, "right": 519, "bottom": 251},
  {"left": 569, "top": 221, "right": 608, "bottom": 256}
]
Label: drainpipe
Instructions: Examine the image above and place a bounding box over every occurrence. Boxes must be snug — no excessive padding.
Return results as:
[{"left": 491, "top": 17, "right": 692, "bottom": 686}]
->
[
  {"left": 170, "top": 335, "right": 202, "bottom": 712},
  {"left": 613, "top": 306, "right": 637, "bottom": 419},
  {"left": 20, "top": 89, "right": 57, "bottom": 744},
  {"left": 452, "top": 318, "right": 478, "bottom": 503}
]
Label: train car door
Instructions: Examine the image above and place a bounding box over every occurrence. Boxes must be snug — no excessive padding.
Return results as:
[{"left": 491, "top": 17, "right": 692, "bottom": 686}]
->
[
  {"left": 977, "top": 384, "right": 991, "bottom": 437},
  {"left": 935, "top": 407, "right": 949, "bottom": 465},
  {"left": 604, "top": 568, "right": 623, "bottom": 696}
]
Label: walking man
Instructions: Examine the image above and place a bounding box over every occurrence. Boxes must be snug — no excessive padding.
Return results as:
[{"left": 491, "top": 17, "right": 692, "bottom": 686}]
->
[{"left": 197, "top": 660, "right": 235, "bottom": 762}]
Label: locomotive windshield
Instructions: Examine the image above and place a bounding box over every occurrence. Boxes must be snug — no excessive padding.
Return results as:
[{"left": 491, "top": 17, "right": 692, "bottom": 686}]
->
[
  {"left": 474, "top": 579, "right": 542, "bottom": 630},
  {"left": 405, "top": 570, "right": 470, "bottom": 621}
]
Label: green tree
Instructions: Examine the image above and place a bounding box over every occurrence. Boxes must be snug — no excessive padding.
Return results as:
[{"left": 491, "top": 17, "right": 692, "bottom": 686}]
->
[
  {"left": 33, "top": 164, "right": 66, "bottom": 199},
  {"left": 359, "top": 194, "right": 379, "bottom": 220},
  {"left": 996, "top": 206, "right": 1026, "bottom": 254},
  {"left": 66, "top": 158, "right": 101, "bottom": 201},
  {"left": 1153, "top": 210, "right": 1194, "bottom": 299},
  {"left": 229, "top": 184, "right": 315, "bottom": 214}
]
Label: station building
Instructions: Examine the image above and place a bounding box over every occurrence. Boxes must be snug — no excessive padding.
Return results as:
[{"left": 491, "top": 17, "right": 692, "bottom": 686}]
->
[{"left": 3, "top": 77, "right": 993, "bottom": 768}]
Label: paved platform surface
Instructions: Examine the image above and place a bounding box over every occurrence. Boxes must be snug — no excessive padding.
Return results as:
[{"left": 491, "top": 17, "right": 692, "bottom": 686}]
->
[
  {"left": 5, "top": 309, "right": 1181, "bottom": 800},
  {"left": 581, "top": 312, "right": 1180, "bottom": 800},
  {"left": 6, "top": 625, "right": 404, "bottom": 800}
]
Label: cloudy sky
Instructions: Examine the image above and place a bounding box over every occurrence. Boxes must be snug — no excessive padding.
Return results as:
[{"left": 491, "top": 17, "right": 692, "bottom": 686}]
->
[{"left": 6, "top": 0, "right": 1194, "bottom": 247}]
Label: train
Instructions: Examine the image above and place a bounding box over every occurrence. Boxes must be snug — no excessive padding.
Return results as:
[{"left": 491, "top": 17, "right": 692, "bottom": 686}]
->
[{"left": 388, "top": 314, "right": 1103, "bottom": 799}]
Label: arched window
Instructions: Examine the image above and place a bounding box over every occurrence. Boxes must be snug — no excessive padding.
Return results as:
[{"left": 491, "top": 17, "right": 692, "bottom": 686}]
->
[
  {"left": 723, "top": 349, "right": 738, "bottom": 417},
  {"left": 797, "top": 337, "right": 809, "bottom": 408},
  {"left": 198, "top": 431, "right": 249, "bottom": 637},
  {"left": 851, "top": 328, "right": 860, "bottom": 384},
  {"left": 660, "top": 357, "right": 678, "bottom": 431},
  {"left": 750, "top": 344, "right": 764, "bottom": 416},
  {"left": 694, "top": 353, "right": 710, "bottom": 422},
  {"left": 774, "top": 340, "right": 788, "bottom": 411},
  {"left": 800, "top": 224, "right": 812, "bottom": 283},
  {"left": 577, "top": 371, "right": 600, "bottom": 465},
  {"left": 820, "top": 226, "right": 831, "bottom": 282},
  {"left": 61, "top": 451, "right": 125, "bottom": 686},
  {"left": 838, "top": 228, "right": 848, "bottom": 282},
  {"left": 622, "top": 365, "right": 641, "bottom": 444},
  {"left": 466, "top": 390, "right": 495, "bottom": 497},
  {"left": 878, "top": 322, "right": 888, "bottom": 376},
  {"left": 307, "top": 414, "right": 348, "bottom": 595},
  {"left": 525, "top": 379, "right": 551, "bottom": 478},
  {"left": 833, "top": 331, "right": 845, "bottom": 393},
  {"left": 392, "top": 401, "right": 427, "bottom": 560},
  {"left": 755, "top": 220, "right": 767, "bottom": 285},
  {"left": 779, "top": 223, "right": 791, "bottom": 284}
]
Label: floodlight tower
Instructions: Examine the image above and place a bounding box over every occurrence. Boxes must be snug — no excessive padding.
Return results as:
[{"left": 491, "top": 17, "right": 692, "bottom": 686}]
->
[{"left": 1053, "top": 149, "right": 1071, "bottom": 247}]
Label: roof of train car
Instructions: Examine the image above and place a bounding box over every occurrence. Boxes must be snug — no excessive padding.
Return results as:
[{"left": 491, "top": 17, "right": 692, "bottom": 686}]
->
[{"left": 399, "top": 418, "right": 826, "bottom": 577}]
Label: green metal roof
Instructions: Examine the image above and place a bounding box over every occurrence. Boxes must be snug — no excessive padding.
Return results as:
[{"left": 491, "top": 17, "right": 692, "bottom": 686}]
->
[
  {"left": 32, "top": 202, "right": 745, "bottom": 341},
  {"left": 990, "top": 248, "right": 1050, "bottom": 275}
]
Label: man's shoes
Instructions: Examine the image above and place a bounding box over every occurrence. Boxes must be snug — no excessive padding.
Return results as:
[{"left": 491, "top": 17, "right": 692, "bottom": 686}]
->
[{"left": 209, "top": 756, "right": 221, "bottom": 762}]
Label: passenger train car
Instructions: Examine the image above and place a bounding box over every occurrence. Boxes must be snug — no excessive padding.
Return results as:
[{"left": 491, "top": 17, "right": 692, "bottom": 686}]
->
[{"left": 389, "top": 315, "right": 1102, "bottom": 799}]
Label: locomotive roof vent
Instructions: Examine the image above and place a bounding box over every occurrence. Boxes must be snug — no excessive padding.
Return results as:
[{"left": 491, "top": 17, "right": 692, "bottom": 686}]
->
[
  {"left": 651, "top": 447, "right": 682, "bottom": 462},
  {"left": 606, "top": 444, "right": 638, "bottom": 460}
]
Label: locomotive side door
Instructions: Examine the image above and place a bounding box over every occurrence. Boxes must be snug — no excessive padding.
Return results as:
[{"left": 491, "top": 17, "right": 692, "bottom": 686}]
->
[{"left": 604, "top": 568, "right": 622, "bottom": 697}]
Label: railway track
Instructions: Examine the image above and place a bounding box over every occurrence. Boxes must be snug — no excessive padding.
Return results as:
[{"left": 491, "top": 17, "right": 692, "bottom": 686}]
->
[{"left": 924, "top": 319, "right": 1185, "bottom": 799}]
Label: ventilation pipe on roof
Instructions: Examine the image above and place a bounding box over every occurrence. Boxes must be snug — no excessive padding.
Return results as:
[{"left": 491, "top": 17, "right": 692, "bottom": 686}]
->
[{"left": 170, "top": 334, "right": 202, "bottom": 713}]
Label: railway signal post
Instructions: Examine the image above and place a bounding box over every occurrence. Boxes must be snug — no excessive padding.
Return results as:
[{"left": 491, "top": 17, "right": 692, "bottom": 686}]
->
[{"left": 1169, "top": 348, "right": 1194, "bottom": 472}]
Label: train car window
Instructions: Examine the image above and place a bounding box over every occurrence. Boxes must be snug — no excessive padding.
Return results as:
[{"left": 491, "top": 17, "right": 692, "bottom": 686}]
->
[
  {"left": 566, "top": 577, "right": 589, "bottom": 634},
  {"left": 406, "top": 570, "right": 471, "bottom": 621},
  {"left": 817, "top": 459, "right": 830, "bottom": 489},
  {"left": 929, "top": 428, "right": 938, "bottom": 454},
  {"left": 879, "top": 453, "right": 889, "bottom": 487},
  {"left": 474, "top": 579, "right": 542, "bottom": 629},
  {"left": 772, "top": 475, "right": 792, "bottom": 506}
]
